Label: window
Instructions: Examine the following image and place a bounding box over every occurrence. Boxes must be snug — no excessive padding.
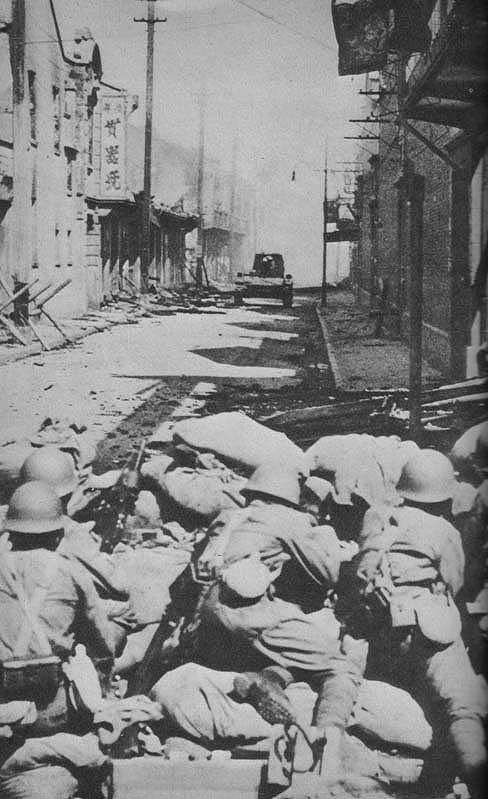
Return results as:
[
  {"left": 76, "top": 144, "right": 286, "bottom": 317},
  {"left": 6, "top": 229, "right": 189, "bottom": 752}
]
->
[
  {"left": 28, "top": 71, "right": 36, "bottom": 141},
  {"left": 52, "top": 86, "right": 61, "bottom": 154},
  {"left": 87, "top": 107, "right": 94, "bottom": 169},
  {"left": 55, "top": 225, "right": 61, "bottom": 267},
  {"left": 65, "top": 147, "right": 76, "bottom": 195},
  {"left": 67, "top": 229, "right": 73, "bottom": 266}
]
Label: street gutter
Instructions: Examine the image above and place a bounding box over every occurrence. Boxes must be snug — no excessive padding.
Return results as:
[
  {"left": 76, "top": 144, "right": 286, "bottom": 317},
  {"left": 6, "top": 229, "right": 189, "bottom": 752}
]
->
[{"left": 315, "top": 303, "right": 343, "bottom": 391}]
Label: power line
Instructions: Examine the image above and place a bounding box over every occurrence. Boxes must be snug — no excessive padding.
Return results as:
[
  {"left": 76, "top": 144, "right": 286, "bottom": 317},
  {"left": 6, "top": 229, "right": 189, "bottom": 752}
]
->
[
  {"left": 17, "top": 17, "right": 269, "bottom": 46},
  {"left": 233, "top": 0, "right": 336, "bottom": 56}
]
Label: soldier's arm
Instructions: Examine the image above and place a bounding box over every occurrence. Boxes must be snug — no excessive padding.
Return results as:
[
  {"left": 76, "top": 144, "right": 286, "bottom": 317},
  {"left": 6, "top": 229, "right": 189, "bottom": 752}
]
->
[
  {"left": 284, "top": 523, "right": 344, "bottom": 587},
  {"left": 72, "top": 563, "right": 118, "bottom": 660}
]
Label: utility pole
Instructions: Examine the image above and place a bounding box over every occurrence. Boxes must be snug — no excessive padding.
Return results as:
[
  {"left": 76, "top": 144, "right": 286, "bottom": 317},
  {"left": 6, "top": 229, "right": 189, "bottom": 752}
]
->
[
  {"left": 397, "top": 54, "right": 423, "bottom": 440},
  {"left": 321, "top": 144, "right": 328, "bottom": 308},
  {"left": 195, "top": 90, "right": 206, "bottom": 288},
  {"left": 134, "top": 1, "right": 166, "bottom": 293},
  {"left": 229, "top": 128, "right": 239, "bottom": 278}
]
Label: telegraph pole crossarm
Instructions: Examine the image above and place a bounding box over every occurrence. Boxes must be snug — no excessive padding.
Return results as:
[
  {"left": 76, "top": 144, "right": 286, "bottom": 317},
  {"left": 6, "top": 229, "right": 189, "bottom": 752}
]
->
[
  {"left": 134, "top": 1, "right": 166, "bottom": 293},
  {"left": 344, "top": 136, "right": 380, "bottom": 140},
  {"left": 349, "top": 118, "right": 395, "bottom": 124}
]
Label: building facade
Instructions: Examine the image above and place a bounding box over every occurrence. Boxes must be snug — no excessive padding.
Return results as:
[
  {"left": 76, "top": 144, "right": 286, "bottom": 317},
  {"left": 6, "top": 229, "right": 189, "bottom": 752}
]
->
[
  {"left": 0, "top": 0, "right": 106, "bottom": 318},
  {"left": 350, "top": 0, "right": 487, "bottom": 378}
]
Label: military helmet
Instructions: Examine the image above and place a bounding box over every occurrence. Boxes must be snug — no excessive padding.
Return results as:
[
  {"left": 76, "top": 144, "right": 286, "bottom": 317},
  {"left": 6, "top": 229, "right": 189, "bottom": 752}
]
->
[
  {"left": 6, "top": 481, "right": 65, "bottom": 534},
  {"left": 397, "top": 449, "right": 457, "bottom": 504},
  {"left": 20, "top": 446, "right": 77, "bottom": 498},
  {"left": 242, "top": 462, "right": 301, "bottom": 507}
]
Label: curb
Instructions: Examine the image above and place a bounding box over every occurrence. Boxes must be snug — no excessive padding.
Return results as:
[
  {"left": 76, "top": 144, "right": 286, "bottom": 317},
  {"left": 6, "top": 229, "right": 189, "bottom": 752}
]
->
[
  {"left": 315, "top": 303, "right": 343, "bottom": 391},
  {"left": 0, "top": 318, "right": 118, "bottom": 368}
]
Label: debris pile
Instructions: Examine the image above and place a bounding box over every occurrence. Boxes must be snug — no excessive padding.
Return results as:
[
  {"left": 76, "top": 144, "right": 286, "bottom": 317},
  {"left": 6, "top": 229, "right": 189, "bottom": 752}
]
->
[
  {"left": 97, "top": 284, "right": 232, "bottom": 322},
  {"left": 260, "top": 375, "right": 488, "bottom": 448}
]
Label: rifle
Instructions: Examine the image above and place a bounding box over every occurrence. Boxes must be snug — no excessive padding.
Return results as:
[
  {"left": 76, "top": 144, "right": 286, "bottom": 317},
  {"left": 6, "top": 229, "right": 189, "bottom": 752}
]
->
[
  {"left": 82, "top": 439, "right": 146, "bottom": 553},
  {"left": 128, "top": 537, "right": 210, "bottom": 695}
]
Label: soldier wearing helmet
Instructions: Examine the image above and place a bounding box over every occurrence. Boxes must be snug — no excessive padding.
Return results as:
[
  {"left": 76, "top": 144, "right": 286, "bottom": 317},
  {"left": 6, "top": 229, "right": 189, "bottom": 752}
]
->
[
  {"left": 0, "top": 481, "right": 116, "bottom": 796},
  {"left": 15, "top": 447, "right": 133, "bottom": 655},
  {"left": 18, "top": 444, "right": 121, "bottom": 516},
  {"left": 1, "top": 482, "right": 117, "bottom": 657},
  {"left": 0, "top": 482, "right": 117, "bottom": 696},
  {"left": 187, "top": 461, "right": 364, "bottom": 782},
  {"left": 339, "top": 449, "right": 486, "bottom": 796},
  {"left": 20, "top": 446, "right": 78, "bottom": 505}
]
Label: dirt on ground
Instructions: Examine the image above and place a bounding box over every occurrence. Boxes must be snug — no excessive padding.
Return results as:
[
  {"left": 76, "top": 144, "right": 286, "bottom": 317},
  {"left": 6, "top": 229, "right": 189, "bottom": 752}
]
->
[{"left": 94, "top": 295, "right": 333, "bottom": 471}]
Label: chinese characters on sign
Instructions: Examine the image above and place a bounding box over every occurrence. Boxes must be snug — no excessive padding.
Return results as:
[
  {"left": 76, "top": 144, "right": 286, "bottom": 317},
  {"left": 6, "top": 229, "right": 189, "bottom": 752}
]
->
[{"left": 100, "top": 96, "right": 125, "bottom": 198}]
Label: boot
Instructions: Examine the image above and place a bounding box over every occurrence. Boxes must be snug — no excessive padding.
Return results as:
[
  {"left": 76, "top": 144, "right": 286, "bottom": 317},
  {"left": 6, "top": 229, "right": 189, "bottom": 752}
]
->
[{"left": 233, "top": 670, "right": 295, "bottom": 725}]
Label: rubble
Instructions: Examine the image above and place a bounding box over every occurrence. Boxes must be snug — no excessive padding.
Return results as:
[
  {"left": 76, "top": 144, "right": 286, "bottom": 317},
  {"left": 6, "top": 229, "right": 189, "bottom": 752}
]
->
[{"left": 259, "top": 376, "right": 487, "bottom": 447}]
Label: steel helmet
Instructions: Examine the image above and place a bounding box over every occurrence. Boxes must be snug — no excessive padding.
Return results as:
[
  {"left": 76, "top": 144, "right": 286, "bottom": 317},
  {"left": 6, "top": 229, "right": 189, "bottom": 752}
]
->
[
  {"left": 242, "top": 462, "right": 301, "bottom": 507},
  {"left": 397, "top": 449, "right": 457, "bottom": 504},
  {"left": 5, "top": 481, "right": 65, "bottom": 534},
  {"left": 20, "top": 446, "right": 77, "bottom": 498}
]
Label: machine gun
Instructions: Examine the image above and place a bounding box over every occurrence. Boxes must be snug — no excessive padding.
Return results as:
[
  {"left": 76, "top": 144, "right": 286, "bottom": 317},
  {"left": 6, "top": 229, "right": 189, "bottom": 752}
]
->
[{"left": 80, "top": 439, "right": 146, "bottom": 553}]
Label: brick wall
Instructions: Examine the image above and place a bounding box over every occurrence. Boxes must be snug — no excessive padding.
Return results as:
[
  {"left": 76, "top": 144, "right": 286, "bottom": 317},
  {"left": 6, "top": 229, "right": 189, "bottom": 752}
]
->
[{"left": 352, "top": 59, "right": 467, "bottom": 377}]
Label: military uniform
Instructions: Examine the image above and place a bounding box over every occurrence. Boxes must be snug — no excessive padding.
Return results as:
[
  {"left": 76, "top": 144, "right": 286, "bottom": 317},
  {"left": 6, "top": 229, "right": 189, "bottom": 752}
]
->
[
  {"left": 197, "top": 498, "right": 364, "bottom": 735},
  {"left": 346, "top": 504, "right": 486, "bottom": 792}
]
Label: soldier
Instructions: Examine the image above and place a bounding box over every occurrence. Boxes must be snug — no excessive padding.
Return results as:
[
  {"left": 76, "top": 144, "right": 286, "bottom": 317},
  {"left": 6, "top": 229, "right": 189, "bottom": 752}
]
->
[
  {"left": 0, "top": 481, "right": 117, "bottom": 735},
  {"left": 19, "top": 445, "right": 121, "bottom": 517},
  {"left": 340, "top": 449, "right": 486, "bottom": 797},
  {"left": 450, "top": 421, "right": 488, "bottom": 485},
  {"left": 188, "top": 463, "right": 366, "bottom": 782},
  {"left": 18, "top": 446, "right": 132, "bottom": 632}
]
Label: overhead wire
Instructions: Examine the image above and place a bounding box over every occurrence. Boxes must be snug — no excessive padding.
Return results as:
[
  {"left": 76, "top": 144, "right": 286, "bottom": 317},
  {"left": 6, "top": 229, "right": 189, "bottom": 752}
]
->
[{"left": 232, "top": 0, "right": 337, "bottom": 56}]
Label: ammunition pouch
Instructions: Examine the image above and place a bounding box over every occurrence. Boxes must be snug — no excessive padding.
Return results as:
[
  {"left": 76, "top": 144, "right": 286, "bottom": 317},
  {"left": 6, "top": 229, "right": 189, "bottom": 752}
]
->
[{"left": 1, "top": 655, "right": 63, "bottom": 707}]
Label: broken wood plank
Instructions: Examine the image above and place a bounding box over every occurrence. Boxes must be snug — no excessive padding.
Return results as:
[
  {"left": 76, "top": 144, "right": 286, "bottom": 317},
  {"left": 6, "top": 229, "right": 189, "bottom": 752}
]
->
[
  {"left": 0, "top": 276, "right": 50, "bottom": 350},
  {"left": 260, "top": 397, "right": 388, "bottom": 428},
  {"left": 0, "top": 313, "right": 28, "bottom": 345}
]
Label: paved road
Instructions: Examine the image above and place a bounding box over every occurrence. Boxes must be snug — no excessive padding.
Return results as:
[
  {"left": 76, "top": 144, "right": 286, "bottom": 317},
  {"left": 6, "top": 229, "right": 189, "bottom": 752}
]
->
[{"left": 0, "top": 304, "right": 298, "bottom": 449}]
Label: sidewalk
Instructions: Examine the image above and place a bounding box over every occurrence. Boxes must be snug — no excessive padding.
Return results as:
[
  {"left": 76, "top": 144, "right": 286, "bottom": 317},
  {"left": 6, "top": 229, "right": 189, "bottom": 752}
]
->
[
  {"left": 0, "top": 307, "right": 135, "bottom": 367},
  {"left": 317, "top": 290, "right": 442, "bottom": 392}
]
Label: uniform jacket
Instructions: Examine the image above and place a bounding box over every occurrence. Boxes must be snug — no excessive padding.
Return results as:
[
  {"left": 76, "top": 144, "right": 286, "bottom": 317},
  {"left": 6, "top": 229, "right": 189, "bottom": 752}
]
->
[
  {"left": 0, "top": 547, "right": 116, "bottom": 664},
  {"left": 218, "top": 500, "right": 343, "bottom": 611},
  {"left": 356, "top": 505, "right": 465, "bottom": 596}
]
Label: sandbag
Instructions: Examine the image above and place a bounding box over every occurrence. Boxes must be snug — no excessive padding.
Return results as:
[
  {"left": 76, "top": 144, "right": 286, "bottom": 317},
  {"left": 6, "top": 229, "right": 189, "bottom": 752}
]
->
[
  {"left": 159, "top": 467, "right": 246, "bottom": 522},
  {"left": 305, "top": 434, "right": 368, "bottom": 476},
  {"left": 306, "top": 435, "right": 419, "bottom": 506},
  {"left": 172, "top": 412, "right": 306, "bottom": 474},
  {"left": 350, "top": 680, "right": 432, "bottom": 753},
  {"left": 111, "top": 547, "right": 190, "bottom": 624},
  {"left": 0, "top": 441, "right": 34, "bottom": 500}
]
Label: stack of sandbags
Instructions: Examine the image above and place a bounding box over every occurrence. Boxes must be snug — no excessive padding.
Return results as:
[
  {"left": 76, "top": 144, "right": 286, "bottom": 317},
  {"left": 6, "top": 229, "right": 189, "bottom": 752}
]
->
[{"left": 305, "top": 433, "right": 419, "bottom": 506}]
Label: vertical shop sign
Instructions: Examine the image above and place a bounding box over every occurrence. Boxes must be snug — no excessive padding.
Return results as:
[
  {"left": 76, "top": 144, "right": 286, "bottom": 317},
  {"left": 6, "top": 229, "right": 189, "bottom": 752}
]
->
[{"left": 100, "top": 95, "right": 125, "bottom": 198}]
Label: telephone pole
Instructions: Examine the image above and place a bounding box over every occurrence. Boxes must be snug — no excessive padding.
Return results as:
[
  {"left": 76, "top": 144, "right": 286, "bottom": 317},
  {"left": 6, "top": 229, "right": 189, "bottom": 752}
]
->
[
  {"left": 195, "top": 90, "right": 206, "bottom": 287},
  {"left": 321, "top": 144, "right": 328, "bottom": 308},
  {"left": 134, "top": 1, "right": 166, "bottom": 293}
]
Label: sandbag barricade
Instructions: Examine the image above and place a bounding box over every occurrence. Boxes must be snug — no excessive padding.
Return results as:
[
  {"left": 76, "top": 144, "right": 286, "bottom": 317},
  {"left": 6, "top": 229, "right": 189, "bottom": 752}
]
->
[{"left": 172, "top": 412, "right": 307, "bottom": 475}]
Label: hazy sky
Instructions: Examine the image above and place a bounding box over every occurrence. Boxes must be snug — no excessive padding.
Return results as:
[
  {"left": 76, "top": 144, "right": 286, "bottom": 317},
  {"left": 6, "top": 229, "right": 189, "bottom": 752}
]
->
[{"left": 54, "top": 1, "right": 365, "bottom": 281}]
